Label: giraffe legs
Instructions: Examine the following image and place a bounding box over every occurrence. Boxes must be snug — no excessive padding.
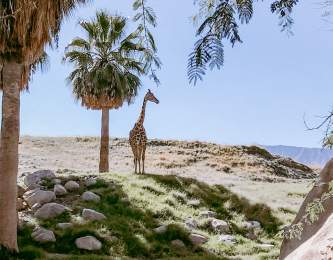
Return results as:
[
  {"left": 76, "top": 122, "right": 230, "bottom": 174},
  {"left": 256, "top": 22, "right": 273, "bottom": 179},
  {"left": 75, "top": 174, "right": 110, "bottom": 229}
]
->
[{"left": 142, "top": 145, "right": 146, "bottom": 174}]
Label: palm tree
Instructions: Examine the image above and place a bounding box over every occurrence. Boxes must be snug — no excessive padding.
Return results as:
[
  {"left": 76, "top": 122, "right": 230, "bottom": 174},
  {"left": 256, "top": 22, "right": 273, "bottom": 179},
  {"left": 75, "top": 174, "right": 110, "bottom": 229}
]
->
[
  {"left": 0, "top": 0, "right": 87, "bottom": 252},
  {"left": 64, "top": 11, "right": 148, "bottom": 173}
]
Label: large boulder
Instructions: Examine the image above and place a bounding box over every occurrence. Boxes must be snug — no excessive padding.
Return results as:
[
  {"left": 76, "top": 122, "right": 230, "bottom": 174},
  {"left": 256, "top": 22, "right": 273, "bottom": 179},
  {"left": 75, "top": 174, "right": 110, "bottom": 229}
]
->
[
  {"left": 81, "top": 191, "right": 100, "bottom": 202},
  {"left": 218, "top": 234, "right": 236, "bottom": 245},
  {"left": 82, "top": 209, "right": 106, "bottom": 221},
  {"left": 75, "top": 236, "right": 102, "bottom": 251},
  {"left": 32, "top": 227, "right": 56, "bottom": 243},
  {"left": 280, "top": 159, "right": 333, "bottom": 259},
  {"left": 24, "top": 170, "right": 56, "bottom": 187},
  {"left": 35, "top": 203, "right": 67, "bottom": 220},
  {"left": 23, "top": 189, "right": 55, "bottom": 207}
]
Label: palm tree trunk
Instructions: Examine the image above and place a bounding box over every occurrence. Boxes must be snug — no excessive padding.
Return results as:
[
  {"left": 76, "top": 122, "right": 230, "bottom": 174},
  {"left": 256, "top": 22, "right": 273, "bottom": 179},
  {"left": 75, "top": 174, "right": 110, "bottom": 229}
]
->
[
  {"left": 99, "top": 108, "right": 109, "bottom": 173},
  {"left": 0, "top": 61, "right": 22, "bottom": 252}
]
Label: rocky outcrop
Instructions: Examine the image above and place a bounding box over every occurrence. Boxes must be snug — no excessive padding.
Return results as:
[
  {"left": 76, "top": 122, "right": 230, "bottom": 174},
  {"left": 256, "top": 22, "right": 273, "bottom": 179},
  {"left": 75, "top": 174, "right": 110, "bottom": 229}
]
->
[{"left": 280, "top": 159, "right": 333, "bottom": 259}]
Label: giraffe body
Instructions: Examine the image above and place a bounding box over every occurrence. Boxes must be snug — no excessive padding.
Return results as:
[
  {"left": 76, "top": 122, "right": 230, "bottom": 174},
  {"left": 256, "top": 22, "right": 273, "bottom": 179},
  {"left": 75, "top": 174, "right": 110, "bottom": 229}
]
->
[{"left": 129, "top": 89, "right": 159, "bottom": 174}]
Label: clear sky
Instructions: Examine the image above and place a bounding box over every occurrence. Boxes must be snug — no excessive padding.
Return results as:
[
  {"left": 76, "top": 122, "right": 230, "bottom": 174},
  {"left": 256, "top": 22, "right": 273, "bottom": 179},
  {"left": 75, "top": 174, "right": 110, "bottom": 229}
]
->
[{"left": 14, "top": 0, "right": 333, "bottom": 147}]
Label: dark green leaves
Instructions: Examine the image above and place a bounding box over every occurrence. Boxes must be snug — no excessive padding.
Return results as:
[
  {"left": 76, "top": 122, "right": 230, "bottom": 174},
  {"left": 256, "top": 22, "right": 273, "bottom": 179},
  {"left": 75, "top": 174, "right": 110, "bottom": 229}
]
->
[
  {"left": 132, "top": 0, "right": 161, "bottom": 85},
  {"left": 189, "top": 0, "right": 298, "bottom": 85}
]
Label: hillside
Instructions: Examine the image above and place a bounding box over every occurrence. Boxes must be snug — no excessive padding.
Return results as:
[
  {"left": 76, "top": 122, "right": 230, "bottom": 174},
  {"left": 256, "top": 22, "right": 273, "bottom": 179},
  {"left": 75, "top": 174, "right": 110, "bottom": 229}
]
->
[
  {"left": 14, "top": 171, "right": 281, "bottom": 260},
  {"left": 263, "top": 145, "right": 333, "bottom": 167}
]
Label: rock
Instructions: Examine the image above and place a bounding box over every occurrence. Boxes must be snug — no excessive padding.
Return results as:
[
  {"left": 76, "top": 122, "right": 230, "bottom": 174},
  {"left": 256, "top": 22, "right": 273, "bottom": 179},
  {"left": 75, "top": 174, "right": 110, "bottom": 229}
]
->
[
  {"left": 187, "top": 199, "right": 200, "bottom": 207},
  {"left": 64, "top": 181, "right": 80, "bottom": 191},
  {"left": 211, "top": 219, "right": 229, "bottom": 233},
  {"left": 81, "top": 191, "right": 100, "bottom": 202},
  {"left": 75, "top": 236, "right": 102, "bottom": 251},
  {"left": 199, "top": 210, "right": 217, "bottom": 218},
  {"left": 17, "top": 198, "right": 26, "bottom": 211},
  {"left": 82, "top": 209, "right": 106, "bottom": 221},
  {"left": 218, "top": 234, "right": 236, "bottom": 245},
  {"left": 153, "top": 225, "right": 168, "bottom": 234},
  {"left": 23, "top": 189, "right": 55, "bottom": 207},
  {"left": 243, "top": 220, "right": 261, "bottom": 230},
  {"left": 85, "top": 178, "right": 97, "bottom": 187},
  {"left": 185, "top": 218, "right": 198, "bottom": 229},
  {"left": 17, "top": 185, "right": 26, "bottom": 197},
  {"left": 52, "top": 179, "right": 62, "bottom": 185},
  {"left": 54, "top": 184, "right": 67, "bottom": 196},
  {"left": 24, "top": 170, "right": 56, "bottom": 187},
  {"left": 120, "top": 197, "right": 130, "bottom": 204},
  {"left": 56, "top": 223, "right": 73, "bottom": 230},
  {"left": 189, "top": 233, "right": 208, "bottom": 245},
  {"left": 32, "top": 227, "right": 56, "bottom": 243},
  {"left": 35, "top": 203, "right": 67, "bottom": 220},
  {"left": 171, "top": 239, "right": 186, "bottom": 248}
]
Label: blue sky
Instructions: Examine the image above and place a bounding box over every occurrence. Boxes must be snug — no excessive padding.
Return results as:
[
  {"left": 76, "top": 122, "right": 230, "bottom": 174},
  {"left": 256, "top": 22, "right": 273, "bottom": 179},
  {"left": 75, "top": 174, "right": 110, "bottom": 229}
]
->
[{"left": 17, "top": 0, "right": 333, "bottom": 147}]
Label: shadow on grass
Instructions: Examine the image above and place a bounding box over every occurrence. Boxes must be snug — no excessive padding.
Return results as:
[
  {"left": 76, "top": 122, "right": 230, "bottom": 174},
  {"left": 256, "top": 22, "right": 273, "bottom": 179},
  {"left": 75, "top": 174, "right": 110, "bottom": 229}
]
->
[
  {"left": 148, "top": 174, "right": 282, "bottom": 235},
  {"left": 8, "top": 177, "right": 224, "bottom": 260}
]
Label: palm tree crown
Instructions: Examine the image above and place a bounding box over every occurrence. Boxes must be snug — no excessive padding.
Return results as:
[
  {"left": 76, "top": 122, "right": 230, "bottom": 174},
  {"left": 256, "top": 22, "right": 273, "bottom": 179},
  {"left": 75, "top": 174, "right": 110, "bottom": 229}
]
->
[{"left": 64, "top": 11, "right": 148, "bottom": 109}]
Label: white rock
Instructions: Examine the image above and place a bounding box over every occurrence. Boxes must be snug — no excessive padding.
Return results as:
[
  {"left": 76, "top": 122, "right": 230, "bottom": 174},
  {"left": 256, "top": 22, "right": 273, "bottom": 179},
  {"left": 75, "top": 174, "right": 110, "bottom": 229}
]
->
[
  {"left": 23, "top": 189, "right": 55, "bottom": 207},
  {"left": 64, "top": 181, "right": 80, "bottom": 191},
  {"left": 171, "top": 239, "right": 185, "bottom": 248},
  {"left": 185, "top": 218, "right": 198, "bottom": 229},
  {"left": 189, "top": 233, "right": 208, "bottom": 245},
  {"left": 75, "top": 236, "right": 102, "bottom": 251},
  {"left": 243, "top": 220, "right": 261, "bottom": 230},
  {"left": 54, "top": 184, "right": 67, "bottom": 196},
  {"left": 85, "top": 178, "right": 97, "bottom": 187},
  {"left": 82, "top": 209, "right": 106, "bottom": 221},
  {"left": 187, "top": 199, "right": 201, "bottom": 207},
  {"left": 35, "top": 203, "right": 67, "bottom": 220},
  {"left": 258, "top": 243, "right": 274, "bottom": 249},
  {"left": 56, "top": 223, "right": 73, "bottom": 230},
  {"left": 81, "top": 191, "right": 100, "bottom": 202},
  {"left": 211, "top": 219, "right": 230, "bottom": 233},
  {"left": 153, "top": 225, "right": 168, "bottom": 234},
  {"left": 32, "top": 227, "right": 56, "bottom": 243},
  {"left": 218, "top": 234, "right": 236, "bottom": 245},
  {"left": 199, "top": 210, "right": 217, "bottom": 218},
  {"left": 24, "top": 170, "right": 56, "bottom": 187}
]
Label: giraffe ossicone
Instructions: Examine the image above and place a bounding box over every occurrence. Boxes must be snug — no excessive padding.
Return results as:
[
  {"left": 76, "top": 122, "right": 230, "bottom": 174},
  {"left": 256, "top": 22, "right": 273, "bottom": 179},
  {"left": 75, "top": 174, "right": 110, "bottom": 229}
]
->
[{"left": 129, "top": 89, "right": 159, "bottom": 174}]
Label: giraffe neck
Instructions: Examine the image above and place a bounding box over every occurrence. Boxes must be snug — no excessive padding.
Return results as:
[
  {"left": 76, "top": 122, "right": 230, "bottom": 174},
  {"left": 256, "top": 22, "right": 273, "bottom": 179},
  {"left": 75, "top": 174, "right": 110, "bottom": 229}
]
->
[{"left": 137, "top": 99, "right": 147, "bottom": 126}]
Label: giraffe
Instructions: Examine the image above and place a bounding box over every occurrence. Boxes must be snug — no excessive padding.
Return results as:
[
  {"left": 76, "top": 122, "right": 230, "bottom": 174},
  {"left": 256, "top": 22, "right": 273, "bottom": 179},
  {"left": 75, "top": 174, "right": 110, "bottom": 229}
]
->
[{"left": 129, "top": 89, "right": 159, "bottom": 174}]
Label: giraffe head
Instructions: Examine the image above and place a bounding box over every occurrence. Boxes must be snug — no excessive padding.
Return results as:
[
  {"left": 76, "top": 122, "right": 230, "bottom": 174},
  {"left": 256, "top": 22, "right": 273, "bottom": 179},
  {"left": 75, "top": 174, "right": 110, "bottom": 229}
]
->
[{"left": 145, "top": 89, "right": 159, "bottom": 104}]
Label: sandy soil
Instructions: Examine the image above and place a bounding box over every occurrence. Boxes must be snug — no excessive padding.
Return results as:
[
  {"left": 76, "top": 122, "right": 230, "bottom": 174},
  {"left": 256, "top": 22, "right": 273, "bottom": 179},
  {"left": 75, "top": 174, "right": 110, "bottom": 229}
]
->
[{"left": 19, "top": 136, "right": 314, "bottom": 218}]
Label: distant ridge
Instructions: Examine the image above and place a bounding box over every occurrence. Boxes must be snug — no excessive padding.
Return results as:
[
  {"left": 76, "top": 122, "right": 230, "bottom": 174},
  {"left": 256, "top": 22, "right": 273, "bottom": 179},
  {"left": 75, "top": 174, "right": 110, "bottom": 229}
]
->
[{"left": 262, "top": 145, "right": 333, "bottom": 167}]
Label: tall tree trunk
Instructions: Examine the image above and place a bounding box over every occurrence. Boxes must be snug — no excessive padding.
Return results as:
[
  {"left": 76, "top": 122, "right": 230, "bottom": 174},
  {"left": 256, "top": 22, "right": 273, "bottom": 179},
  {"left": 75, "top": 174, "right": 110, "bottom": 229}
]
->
[
  {"left": 0, "top": 61, "right": 22, "bottom": 252},
  {"left": 99, "top": 108, "right": 109, "bottom": 173}
]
